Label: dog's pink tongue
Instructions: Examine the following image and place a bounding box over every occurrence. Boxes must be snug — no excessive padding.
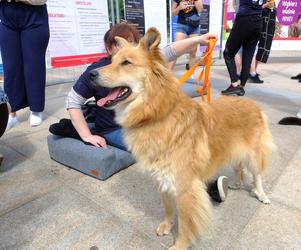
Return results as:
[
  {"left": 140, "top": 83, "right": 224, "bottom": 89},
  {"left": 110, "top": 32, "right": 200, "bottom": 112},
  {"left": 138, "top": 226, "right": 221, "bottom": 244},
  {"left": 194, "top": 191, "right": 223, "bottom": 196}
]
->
[{"left": 97, "top": 87, "right": 122, "bottom": 107}]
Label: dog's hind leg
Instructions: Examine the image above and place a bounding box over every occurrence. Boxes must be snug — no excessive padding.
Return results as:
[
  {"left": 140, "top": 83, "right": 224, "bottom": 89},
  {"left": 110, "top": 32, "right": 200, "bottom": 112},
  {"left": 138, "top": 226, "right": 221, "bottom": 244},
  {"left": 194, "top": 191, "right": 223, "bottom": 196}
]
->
[
  {"left": 157, "top": 192, "right": 174, "bottom": 236},
  {"left": 170, "top": 180, "right": 212, "bottom": 250},
  {"left": 249, "top": 154, "right": 270, "bottom": 204},
  {"left": 229, "top": 165, "right": 246, "bottom": 189},
  {"left": 251, "top": 173, "right": 270, "bottom": 204}
]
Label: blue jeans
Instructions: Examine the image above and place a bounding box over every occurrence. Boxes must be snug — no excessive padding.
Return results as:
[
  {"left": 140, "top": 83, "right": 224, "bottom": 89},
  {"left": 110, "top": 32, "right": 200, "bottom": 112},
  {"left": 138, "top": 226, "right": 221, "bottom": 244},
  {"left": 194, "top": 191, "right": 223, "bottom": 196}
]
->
[
  {"left": 176, "top": 22, "right": 200, "bottom": 35},
  {"left": 102, "top": 129, "right": 127, "bottom": 151},
  {"left": 88, "top": 123, "right": 127, "bottom": 151}
]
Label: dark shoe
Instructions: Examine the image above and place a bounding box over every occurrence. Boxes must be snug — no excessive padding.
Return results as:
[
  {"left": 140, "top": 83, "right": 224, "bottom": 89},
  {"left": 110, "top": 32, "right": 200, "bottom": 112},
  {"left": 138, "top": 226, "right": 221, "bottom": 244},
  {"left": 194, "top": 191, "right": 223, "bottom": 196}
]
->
[
  {"left": 291, "top": 73, "right": 301, "bottom": 80},
  {"left": 249, "top": 73, "right": 264, "bottom": 84},
  {"left": 278, "top": 117, "right": 301, "bottom": 126},
  {"left": 221, "top": 85, "right": 245, "bottom": 96},
  {"left": 207, "top": 176, "right": 229, "bottom": 203},
  {"left": 185, "top": 63, "right": 190, "bottom": 70},
  {"left": 49, "top": 118, "right": 82, "bottom": 140}
]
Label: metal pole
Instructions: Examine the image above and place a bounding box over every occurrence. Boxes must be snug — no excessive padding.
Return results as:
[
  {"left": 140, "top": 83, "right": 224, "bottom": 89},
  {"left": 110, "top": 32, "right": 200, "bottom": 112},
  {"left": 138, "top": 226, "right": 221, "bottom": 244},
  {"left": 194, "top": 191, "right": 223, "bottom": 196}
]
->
[
  {"left": 219, "top": 0, "right": 225, "bottom": 59},
  {"left": 114, "top": 0, "right": 120, "bottom": 23},
  {"left": 109, "top": 0, "right": 115, "bottom": 25}
]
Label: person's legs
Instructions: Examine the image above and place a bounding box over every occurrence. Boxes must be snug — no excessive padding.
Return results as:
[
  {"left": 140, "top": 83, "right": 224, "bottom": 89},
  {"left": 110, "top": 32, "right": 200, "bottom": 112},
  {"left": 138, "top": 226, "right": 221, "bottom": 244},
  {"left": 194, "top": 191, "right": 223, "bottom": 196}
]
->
[
  {"left": 249, "top": 53, "right": 264, "bottom": 83},
  {"left": 222, "top": 18, "right": 248, "bottom": 96},
  {"left": 239, "top": 15, "right": 262, "bottom": 87},
  {"left": 102, "top": 129, "right": 127, "bottom": 151},
  {"left": 187, "top": 25, "right": 200, "bottom": 69},
  {"left": 188, "top": 34, "right": 198, "bottom": 69},
  {"left": 223, "top": 18, "right": 244, "bottom": 86},
  {"left": 168, "top": 24, "right": 188, "bottom": 70},
  {"left": 21, "top": 5, "right": 49, "bottom": 114},
  {"left": 0, "top": 18, "right": 27, "bottom": 113},
  {"left": 235, "top": 47, "right": 243, "bottom": 76}
]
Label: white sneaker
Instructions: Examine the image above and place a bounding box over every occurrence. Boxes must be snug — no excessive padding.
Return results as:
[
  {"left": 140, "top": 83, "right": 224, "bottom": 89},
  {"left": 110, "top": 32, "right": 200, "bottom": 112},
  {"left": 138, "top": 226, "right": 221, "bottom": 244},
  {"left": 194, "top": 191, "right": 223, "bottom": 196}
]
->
[
  {"left": 30, "top": 111, "right": 43, "bottom": 127},
  {"left": 6, "top": 115, "right": 19, "bottom": 130}
]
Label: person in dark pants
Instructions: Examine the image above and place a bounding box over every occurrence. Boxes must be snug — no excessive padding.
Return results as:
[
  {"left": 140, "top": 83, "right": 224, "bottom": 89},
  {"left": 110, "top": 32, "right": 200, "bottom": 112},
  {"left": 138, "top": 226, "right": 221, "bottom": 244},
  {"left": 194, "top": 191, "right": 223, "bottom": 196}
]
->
[
  {"left": 221, "top": 0, "right": 274, "bottom": 96},
  {"left": 248, "top": 5, "right": 277, "bottom": 84},
  {"left": 0, "top": 1, "right": 49, "bottom": 129}
]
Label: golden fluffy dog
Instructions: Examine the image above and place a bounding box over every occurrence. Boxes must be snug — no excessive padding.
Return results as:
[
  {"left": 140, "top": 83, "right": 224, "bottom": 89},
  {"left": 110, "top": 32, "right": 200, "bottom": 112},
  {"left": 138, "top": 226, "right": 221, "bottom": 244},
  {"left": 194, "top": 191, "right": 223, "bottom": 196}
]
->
[{"left": 92, "top": 28, "right": 275, "bottom": 250}]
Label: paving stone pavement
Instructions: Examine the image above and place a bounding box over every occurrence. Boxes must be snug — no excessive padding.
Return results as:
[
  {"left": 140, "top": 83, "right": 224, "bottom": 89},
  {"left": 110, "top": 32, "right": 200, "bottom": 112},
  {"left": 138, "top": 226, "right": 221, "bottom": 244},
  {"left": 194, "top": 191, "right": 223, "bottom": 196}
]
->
[{"left": 0, "top": 59, "right": 301, "bottom": 250}]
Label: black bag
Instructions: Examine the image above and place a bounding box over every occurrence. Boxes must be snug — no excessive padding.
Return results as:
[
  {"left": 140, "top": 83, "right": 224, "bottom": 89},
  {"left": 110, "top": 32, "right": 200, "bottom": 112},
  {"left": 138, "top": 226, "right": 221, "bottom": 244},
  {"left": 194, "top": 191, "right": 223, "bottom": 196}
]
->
[
  {"left": 185, "top": 13, "right": 201, "bottom": 28},
  {"left": 81, "top": 100, "right": 97, "bottom": 123}
]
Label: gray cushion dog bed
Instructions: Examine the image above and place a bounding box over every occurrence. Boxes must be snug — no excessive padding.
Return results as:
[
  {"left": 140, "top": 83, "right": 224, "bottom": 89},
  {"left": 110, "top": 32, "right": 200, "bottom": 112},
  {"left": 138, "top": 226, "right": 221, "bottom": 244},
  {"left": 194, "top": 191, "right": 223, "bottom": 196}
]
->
[{"left": 47, "top": 135, "right": 135, "bottom": 180}]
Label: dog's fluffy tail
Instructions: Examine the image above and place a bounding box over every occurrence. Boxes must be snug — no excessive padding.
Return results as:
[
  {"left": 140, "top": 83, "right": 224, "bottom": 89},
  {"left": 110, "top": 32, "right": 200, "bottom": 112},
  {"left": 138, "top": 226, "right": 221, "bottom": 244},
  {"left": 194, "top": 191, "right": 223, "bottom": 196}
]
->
[
  {"left": 259, "top": 112, "right": 276, "bottom": 172},
  {"left": 176, "top": 179, "right": 212, "bottom": 245}
]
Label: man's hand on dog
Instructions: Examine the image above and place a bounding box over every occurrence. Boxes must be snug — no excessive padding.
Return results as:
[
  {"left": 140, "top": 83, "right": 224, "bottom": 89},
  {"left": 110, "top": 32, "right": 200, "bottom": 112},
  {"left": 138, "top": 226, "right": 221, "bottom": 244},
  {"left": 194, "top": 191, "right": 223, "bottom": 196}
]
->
[{"left": 83, "top": 134, "right": 107, "bottom": 148}]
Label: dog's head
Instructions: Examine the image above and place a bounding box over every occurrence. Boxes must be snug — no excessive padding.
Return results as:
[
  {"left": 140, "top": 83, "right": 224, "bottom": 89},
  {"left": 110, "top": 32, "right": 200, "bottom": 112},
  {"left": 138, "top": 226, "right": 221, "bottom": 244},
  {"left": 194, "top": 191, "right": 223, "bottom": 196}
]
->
[{"left": 91, "top": 28, "right": 179, "bottom": 127}]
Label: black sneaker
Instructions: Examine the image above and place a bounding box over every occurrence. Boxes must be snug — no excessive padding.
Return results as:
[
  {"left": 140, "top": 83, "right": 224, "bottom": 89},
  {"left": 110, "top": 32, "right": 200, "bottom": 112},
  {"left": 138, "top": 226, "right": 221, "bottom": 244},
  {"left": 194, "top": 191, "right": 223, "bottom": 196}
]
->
[
  {"left": 249, "top": 73, "right": 264, "bottom": 83},
  {"left": 278, "top": 117, "right": 301, "bottom": 126},
  {"left": 221, "top": 85, "right": 245, "bottom": 96},
  {"left": 291, "top": 73, "right": 301, "bottom": 80},
  {"left": 207, "top": 176, "right": 229, "bottom": 203}
]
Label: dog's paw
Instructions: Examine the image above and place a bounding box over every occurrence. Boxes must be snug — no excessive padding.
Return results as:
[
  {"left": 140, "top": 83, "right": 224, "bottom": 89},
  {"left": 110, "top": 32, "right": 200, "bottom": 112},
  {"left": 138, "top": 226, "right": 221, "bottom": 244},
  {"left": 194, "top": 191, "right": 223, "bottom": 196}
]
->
[
  {"left": 168, "top": 246, "right": 185, "bottom": 250},
  {"left": 251, "top": 189, "right": 271, "bottom": 204},
  {"left": 156, "top": 221, "right": 172, "bottom": 236},
  {"left": 258, "top": 194, "right": 271, "bottom": 204}
]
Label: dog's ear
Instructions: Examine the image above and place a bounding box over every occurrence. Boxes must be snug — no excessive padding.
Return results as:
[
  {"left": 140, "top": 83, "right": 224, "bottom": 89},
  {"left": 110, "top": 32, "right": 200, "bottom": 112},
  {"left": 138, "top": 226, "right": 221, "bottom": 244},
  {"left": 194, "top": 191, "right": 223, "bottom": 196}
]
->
[
  {"left": 139, "top": 27, "right": 161, "bottom": 51},
  {"left": 115, "top": 36, "right": 129, "bottom": 48}
]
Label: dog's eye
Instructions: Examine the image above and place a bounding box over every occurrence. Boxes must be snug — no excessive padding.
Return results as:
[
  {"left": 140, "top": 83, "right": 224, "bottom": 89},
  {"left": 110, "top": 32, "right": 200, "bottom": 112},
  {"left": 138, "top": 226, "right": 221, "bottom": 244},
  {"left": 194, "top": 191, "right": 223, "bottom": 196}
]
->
[{"left": 121, "top": 60, "right": 131, "bottom": 66}]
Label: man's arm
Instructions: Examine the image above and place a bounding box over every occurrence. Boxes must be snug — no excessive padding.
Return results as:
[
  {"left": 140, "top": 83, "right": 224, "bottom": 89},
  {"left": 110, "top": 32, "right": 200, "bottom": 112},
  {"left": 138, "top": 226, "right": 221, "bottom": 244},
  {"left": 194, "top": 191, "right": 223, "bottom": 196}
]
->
[
  {"left": 66, "top": 88, "right": 107, "bottom": 148},
  {"left": 162, "top": 33, "right": 218, "bottom": 62}
]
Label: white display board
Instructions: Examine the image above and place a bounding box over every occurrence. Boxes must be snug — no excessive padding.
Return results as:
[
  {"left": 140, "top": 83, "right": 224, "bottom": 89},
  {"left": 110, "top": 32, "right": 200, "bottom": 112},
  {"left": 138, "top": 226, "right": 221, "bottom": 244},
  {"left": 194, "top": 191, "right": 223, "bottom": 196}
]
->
[
  {"left": 47, "top": 0, "right": 110, "bottom": 67},
  {"left": 144, "top": 0, "right": 168, "bottom": 47},
  {"left": 124, "top": 0, "right": 168, "bottom": 47}
]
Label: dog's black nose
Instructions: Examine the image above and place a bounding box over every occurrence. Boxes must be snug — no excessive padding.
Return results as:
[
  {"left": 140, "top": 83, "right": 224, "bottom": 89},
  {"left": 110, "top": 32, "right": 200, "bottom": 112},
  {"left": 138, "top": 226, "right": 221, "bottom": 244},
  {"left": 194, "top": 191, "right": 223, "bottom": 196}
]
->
[{"left": 90, "top": 70, "right": 99, "bottom": 82}]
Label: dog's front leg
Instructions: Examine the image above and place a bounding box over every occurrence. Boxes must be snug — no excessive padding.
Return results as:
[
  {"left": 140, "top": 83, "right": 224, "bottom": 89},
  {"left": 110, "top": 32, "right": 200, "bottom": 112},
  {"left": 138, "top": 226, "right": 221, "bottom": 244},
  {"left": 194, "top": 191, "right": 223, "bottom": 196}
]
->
[
  {"left": 170, "top": 180, "right": 212, "bottom": 250},
  {"left": 156, "top": 191, "right": 174, "bottom": 236}
]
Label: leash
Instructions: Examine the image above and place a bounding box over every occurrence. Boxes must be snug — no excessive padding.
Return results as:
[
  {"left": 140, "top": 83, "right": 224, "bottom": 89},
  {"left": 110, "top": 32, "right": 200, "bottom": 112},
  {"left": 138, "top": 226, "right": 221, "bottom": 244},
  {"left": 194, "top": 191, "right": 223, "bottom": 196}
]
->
[{"left": 178, "top": 38, "right": 217, "bottom": 103}]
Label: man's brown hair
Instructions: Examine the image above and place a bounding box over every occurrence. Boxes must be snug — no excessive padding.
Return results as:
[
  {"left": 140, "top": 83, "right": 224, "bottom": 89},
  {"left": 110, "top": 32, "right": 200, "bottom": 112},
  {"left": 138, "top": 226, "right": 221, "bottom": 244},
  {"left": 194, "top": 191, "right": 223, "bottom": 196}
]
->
[{"left": 104, "top": 23, "right": 140, "bottom": 52}]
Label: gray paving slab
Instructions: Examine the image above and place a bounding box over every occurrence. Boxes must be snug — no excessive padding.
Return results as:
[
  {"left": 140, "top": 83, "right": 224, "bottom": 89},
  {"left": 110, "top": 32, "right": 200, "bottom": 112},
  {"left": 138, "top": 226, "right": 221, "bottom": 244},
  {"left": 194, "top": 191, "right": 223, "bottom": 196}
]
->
[
  {"left": 0, "top": 186, "right": 164, "bottom": 250},
  {"left": 0, "top": 141, "right": 27, "bottom": 172},
  {"left": 270, "top": 148, "right": 301, "bottom": 211},
  {"left": 230, "top": 203, "right": 301, "bottom": 250},
  {"left": 0, "top": 159, "right": 62, "bottom": 216}
]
